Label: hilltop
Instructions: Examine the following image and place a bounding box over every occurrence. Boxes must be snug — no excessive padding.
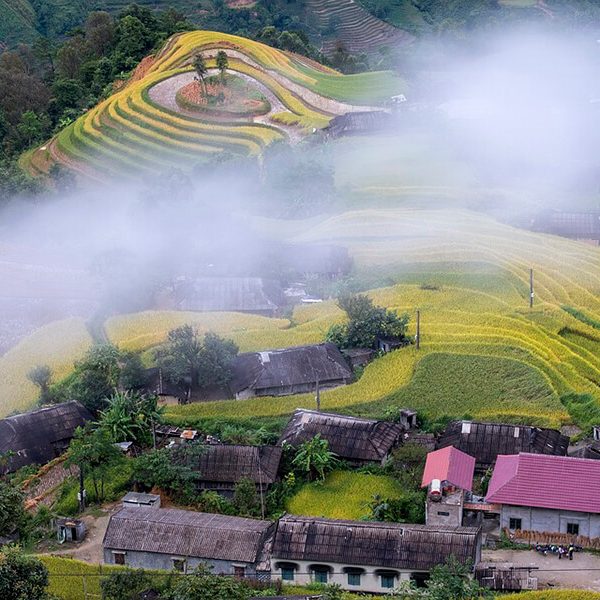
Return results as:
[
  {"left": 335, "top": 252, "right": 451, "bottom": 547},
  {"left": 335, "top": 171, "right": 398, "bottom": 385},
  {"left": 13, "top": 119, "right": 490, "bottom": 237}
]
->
[{"left": 21, "top": 31, "right": 405, "bottom": 180}]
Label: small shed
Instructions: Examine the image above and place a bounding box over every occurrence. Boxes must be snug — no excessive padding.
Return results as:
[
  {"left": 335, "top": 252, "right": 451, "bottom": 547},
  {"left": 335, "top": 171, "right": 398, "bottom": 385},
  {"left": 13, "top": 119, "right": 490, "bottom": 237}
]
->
[
  {"left": 122, "top": 492, "right": 161, "bottom": 509},
  {"left": 377, "top": 336, "right": 406, "bottom": 353},
  {"left": 342, "top": 348, "right": 374, "bottom": 368},
  {"left": 56, "top": 517, "right": 86, "bottom": 543}
]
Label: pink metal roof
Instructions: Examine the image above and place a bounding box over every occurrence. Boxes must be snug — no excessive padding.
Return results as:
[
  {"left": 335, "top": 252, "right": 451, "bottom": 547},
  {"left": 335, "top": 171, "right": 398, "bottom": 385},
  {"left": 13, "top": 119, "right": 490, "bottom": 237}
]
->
[
  {"left": 421, "top": 446, "right": 476, "bottom": 492},
  {"left": 486, "top": 453, "right": 600, "bottom": 514}
]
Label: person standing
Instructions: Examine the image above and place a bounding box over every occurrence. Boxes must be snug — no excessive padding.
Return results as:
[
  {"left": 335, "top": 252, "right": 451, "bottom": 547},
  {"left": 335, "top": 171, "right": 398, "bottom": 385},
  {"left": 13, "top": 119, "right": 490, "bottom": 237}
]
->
[{"left": 568, "top": 544, "right": 575, "bottom": 560}]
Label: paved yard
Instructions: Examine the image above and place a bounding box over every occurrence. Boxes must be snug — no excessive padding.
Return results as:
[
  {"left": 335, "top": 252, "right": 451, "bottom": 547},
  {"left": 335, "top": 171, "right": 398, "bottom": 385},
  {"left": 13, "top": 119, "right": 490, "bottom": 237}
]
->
[{"left": 484, "top": 548, "right": 600, "bottom": 591}]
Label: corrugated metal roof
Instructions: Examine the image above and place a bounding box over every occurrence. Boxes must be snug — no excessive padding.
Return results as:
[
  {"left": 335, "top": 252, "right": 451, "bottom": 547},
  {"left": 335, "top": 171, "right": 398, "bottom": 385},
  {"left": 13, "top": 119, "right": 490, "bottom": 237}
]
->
[
  {"left": 486, "top": 453, "right": 600, "bottom": 514},
  {"left": 278, "top": 409, "right": 403, "bottom": 463},
  {"left": 231, "top": 344, "right": 352, "bottom": 394},
  {"left": 272, "top": 516, "right": 480, "bottom": 571},
  {"left": 0, "top": 401, "right": 92, "bottom": 472},
  {"left": 422, "top": 446, "right": 476, "bottom": 491},
  {"left": 437, "top": 421, "right": 569, "bottom": 469},
  {"left": 103, "top": 508, "right": 272, "bottom": 563}
]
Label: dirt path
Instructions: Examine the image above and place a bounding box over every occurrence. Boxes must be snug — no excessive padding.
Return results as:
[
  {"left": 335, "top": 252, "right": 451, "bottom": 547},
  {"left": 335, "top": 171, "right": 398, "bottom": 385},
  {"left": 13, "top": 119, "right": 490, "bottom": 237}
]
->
[
  {"left": 148, "top": 69, "right": 303, "bottom": 142},
  {"left": 48, "top": 503, "right": 121, "bottom": 564},
  {"left": 484, "top": 548, "right": 600, "bottom": 590}
]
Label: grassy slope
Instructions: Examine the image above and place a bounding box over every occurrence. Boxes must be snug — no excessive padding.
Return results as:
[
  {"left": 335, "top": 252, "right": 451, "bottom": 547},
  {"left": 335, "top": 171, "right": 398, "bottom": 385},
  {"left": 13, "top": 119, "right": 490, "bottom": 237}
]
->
[
  {"left": 0, "top": 318, "right": 93, "bottom": 418},
  {"left": 286, "top": 470, "right": 404, "bottom": 520},
  {"left": 0, "top": 0, "right": 37, "bottom": 47}
]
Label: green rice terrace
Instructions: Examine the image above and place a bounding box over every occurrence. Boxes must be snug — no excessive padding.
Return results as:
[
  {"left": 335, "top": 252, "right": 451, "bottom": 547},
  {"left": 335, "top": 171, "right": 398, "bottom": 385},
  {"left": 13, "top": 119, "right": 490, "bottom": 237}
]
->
[{"left": 21, "top": 30, "right": 405, "bottom": 181}]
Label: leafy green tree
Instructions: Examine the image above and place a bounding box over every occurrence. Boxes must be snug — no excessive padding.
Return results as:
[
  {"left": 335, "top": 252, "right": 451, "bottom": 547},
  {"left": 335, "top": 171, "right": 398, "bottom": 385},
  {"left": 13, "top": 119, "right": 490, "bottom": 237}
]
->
[
  {"left": 101, "top": 568, "right": 153, "bottom": 600},
  {"left": 85, "top": 11, "right": 115, "bottom": 57},
  {"left": 0, "top": 482, "right": 26, "bottom": 538},
  {"left": 66, "top": 425, "right": 123, "bottom": 504},
  {"left": 55, "top": 35, "right": 88, "bottom": 79},
  {"left": 391, "top": 443, "right": 428, "bottom": 488},
  {"left": 115, "top": 16, "right": 155, "bottom": 63},
  {"left": 326, "top": 293, "right": 410, "bottom": 350},
  {"left": 0, "top": 546, "right": 52, "bottom": 600},
  {"left": 168, "top": 567, "right": 251, "bottom": 600},
  {"left": 27, "top": 364, "right": 53, "bottom": 404},
  {"left": 156, "top": 327, "right": 238, "bottom": 391},
  {"left": 426, "top": 556, "right": 491, "bottom": 600},
  {"left": 16, "top": 111, "right": 48, "bottom": 148},
  {"left": 131, "top": 445, "right": 202, "bottom": 501},
  {"left": 215, "top": 50, "right": 229, "bottom": 84},
  {"left": 193, "top": 53, "right": 208, "bottom": 96},
  {"left": 291, "top": 434, "right": 338, "bottom": 481},
  {"left": 369, "top": 490, "right": 426, "bottom": 524},
  {"left": 233, "top": 477, "right": 260, "bottom": 517},
  {"left": 69, "top": 344, "right": 122, "bottom": 414},
  {"left": 100, "top": 391, "right": 163, "bottom": 446}
]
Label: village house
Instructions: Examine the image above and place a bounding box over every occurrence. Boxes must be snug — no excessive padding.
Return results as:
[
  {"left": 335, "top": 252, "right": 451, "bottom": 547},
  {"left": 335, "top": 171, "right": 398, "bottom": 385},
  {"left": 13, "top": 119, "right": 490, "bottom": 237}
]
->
[
  {"left": 230, "top": 343, "right": 353, "bottom": 399},
  {"left": 0, "top": 401, "right": 92, "bottom": 474},
  {"left": 174, "top": 277, "right": 282, "bottom": 316},
  {"left": 485, "top": 453, "right": 600, "bottom": 540},
  {"left": 140, "top": 367, "right": 190, "bottom": 405},
  {"left": 422, "top": 446, "right": 476, "bottom": 528},
  {"left": 270, "top": 515, "right": 482, "bottom": 593},
  {"left": 103, "top": 507, "right": 274, "bottom": 576},
  {"left": 192, "top": 444, "right": 282, "bottom": 498},
  {"left": 437, "top": 421, "right": 569, "bottom": 471},
  {"left": 278, "top": 409, "right": 406, "bottom": 467}
]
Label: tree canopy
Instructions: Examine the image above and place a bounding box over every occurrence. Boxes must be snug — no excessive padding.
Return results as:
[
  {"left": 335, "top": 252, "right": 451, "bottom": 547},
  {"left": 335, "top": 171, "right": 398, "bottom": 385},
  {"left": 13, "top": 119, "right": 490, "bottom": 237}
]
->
[
  {"left": 0, "top": 546, "right": 52, "bottom": 600},
  {"left": 327, "top": 293, "right": 411, "bottom": 350}
]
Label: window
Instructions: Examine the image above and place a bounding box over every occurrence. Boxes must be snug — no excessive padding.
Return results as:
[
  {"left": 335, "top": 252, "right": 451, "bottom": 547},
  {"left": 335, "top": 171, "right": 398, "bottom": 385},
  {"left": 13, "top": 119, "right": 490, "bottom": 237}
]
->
[
  {"left": 437, "top": 511, "right": 450, "bottom": 516},
  {"left": 381, "top": 573, "right": 396, "bottom": 589},
  {"left": 281, "top": 566, "right": 295, "bottom": 581},
  {"left": 509, "top": 518, "right": 522, "bottom": 531},
  {"left": 233, "top": 566, "right": 246, "bottom": 579},
  {"left": 313, "top": 567, "right": 328, "bottom": 584},
  {"left": 567, "top": 523, "right": 580, "bottom": 535},
  {"left": 172, "top": 558, "right": 186, "bottom": 572},
  {"left": 347, "top": 571, "right": 361, "bottom": 586},
  {"left": 113, "top": 552, "right": 125, "bottom": 566}
]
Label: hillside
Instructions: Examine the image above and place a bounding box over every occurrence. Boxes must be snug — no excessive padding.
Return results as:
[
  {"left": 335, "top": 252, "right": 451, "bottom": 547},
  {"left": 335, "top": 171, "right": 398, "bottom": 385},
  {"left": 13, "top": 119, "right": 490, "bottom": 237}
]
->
[
  {"left": 22, "top": 31, "right": 405, "bottom": 180},
  {"left": 0, "top": 0, "right": 37, "bottom": 48}
]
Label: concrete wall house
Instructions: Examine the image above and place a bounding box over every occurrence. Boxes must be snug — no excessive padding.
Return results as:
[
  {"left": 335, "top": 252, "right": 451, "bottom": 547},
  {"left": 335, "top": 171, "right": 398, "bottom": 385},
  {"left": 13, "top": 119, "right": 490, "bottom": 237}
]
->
[
  {"left": 103, "top": 507, "right": 274, "bottom": 576},
  {"left": 0, "top": 401, "right": 92, "bottom": 474},
  {"left": 270, "top": 516, "right": 482, "bottom": 593},
  {"left": 192, "top": 444, "right": 282, "bottom": 497},
  {"left": 486, "top": 453, "right": 600, "bottom": 540},
  {"left": 422, "top": 446, "right": 476, "bottom": 527},
  {"left": 437, "top": 421, "right": 569, "bottom": 471},
  {"left": 278, "top": 409, "right": 405, "bottom": 467},
  {"left": 231, "top": 343, "right": 353, "bottom": 399}
]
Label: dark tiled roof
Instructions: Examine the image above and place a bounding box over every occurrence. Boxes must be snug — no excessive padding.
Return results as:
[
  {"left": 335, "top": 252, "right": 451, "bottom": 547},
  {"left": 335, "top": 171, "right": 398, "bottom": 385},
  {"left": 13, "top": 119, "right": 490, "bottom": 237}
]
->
[
  {"left": 103, "top": 507, "right": 273, "bottom": 563},
  {"left": 176, "top": 277, "right": 281, "bottom": 312},
  {"left": 231, "top": 343, "right": 352, "bottom": 394},
  {"left": 195, "top": 444, "right": 282, "bottom": 485},
  {"left": 278, "top": 409, "right": 403, "bottom": 463},
  {"left": 0, "top": 401, "right": 92, "bottom": 472},
  {"left": 531, "top": 211, "right": 600, "bottom": 238},
  {"left": 437, "top": 421, "right": 569, "bottom": 469},
  {"left": 141, "top": 367, "right": 189, "bottom": 399},
  {"left": 272, "top": 516, "right": 480, "bottom": 571}
]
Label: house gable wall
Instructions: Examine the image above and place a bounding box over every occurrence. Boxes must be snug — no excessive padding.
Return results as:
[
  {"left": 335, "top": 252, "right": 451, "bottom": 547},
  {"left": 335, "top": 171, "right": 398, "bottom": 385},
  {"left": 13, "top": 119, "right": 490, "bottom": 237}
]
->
[{"left": 501, "top": 505, "right": 600, "bottom": 538}]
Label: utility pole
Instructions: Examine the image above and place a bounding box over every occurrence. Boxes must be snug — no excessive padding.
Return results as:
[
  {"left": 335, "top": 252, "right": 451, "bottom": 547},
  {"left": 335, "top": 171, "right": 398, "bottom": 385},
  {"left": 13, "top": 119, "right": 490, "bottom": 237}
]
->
[
  {"left": 78, "top": 466, "right": 86, "bottom": 513},
  {"left": 416, "top": 309, "right": 421, "bottom": 350},
  {"left": 529, "top": 268, "right": 534, "bottom": 308}
]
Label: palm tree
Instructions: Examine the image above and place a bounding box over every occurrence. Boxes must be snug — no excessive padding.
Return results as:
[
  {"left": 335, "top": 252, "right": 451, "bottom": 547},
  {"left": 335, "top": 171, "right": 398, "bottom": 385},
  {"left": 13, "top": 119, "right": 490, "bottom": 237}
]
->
[
  {"left": 216, "top": 50, "right": 229, "bottom": 85},
  {"left": 193, "top": 53, "right": 208, "bottom": 97}
]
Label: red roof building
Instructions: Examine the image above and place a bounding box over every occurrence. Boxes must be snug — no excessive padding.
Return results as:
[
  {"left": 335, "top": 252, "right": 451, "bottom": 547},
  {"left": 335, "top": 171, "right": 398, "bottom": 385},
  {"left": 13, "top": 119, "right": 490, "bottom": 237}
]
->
[
  {"left": 486, "top": 453, "right": 600, "bottom": 514},
  {"left": 421, "top": 446, "right": 476, "bottom": 492}
]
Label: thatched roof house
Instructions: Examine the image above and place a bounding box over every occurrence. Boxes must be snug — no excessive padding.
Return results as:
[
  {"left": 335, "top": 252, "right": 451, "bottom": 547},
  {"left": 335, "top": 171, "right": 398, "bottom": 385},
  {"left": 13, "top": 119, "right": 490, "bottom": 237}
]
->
[
  {"left": 0, "top": 401, "right": 92, "bottom": 473},
  {"left": 103, "top": 507, "right": 274, "bottom": 575},
  {"left": 231, "top": 343, "right": 352, "bottom": 399},
  {"left": 271, "top": 515, "right": 481, "bottom": 592},
  {"left": 193, "top": 444, "right": 282, "bottom": 496},
  {"left": 278, "top": 409, "right": 404, "bottom": 466},
  {"left": 175, "top": 277, "right": 282, "bottom": 315},
  {"left": 437, "top": 421, "right": 569, "bottom": 471}
]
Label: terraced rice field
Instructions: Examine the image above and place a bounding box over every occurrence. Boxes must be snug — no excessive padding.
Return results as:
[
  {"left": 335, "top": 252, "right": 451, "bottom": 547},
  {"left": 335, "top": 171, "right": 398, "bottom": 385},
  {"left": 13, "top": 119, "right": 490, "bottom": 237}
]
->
[
  {"left": 0, "top": 318, "right": 93, "bottom": 417},
  {"left": 307, "top": 0, "right": 414, "bottom": 55},
  {"left": 24, "top": 30, "right": 405, "bottom": 180},
  {"left": 158, "top": 207, "right": 600, "bottom": 427}
]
